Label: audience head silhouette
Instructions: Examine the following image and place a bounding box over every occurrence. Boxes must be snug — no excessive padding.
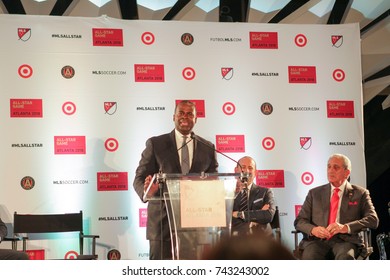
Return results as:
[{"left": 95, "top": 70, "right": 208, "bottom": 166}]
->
[{"left": 203, "top": 233, "right": 295, "bottom": 260}]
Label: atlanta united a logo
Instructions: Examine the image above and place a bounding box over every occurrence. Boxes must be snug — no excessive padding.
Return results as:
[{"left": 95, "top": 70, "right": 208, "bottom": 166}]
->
[
  {"left": 181, "top": 33, "right": 194, "bottom": 46},
  {"left": 61, "top": 65, "right": 75, "bottom": 79},
  {"left": 20, "top": 176, "right": 35, "bottom": 190},
  {"left": 261, "top": 102, "right": 273, "bottom": 115},
  {"left": 107, "top": 249, "right": 121, "bottom": 260}
]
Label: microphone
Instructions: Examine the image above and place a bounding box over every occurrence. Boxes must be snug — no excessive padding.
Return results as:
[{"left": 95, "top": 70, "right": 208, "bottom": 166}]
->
[{"left": 190, "top": 132, "right": 250, "bottom": 183}]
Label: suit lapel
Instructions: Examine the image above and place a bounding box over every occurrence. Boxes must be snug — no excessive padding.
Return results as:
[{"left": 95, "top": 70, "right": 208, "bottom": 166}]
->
[
  {"left": 339, "top": 181, "right": 353, "bottom": 223},
  {"left": 168, "top": 130, "right": 181, "bottom": 172},
  {"left": 322, "top": 184, "right": 332, "bottom": 225}
]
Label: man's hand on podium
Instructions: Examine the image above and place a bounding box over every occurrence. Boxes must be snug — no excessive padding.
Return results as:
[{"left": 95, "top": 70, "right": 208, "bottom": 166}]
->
[{"left": 144, "top": 175, "right": 159, "bottom": 199}]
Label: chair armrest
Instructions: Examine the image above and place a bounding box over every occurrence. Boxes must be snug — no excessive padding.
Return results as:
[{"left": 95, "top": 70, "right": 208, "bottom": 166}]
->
[
  {"left": 3, "top": 236, "right": 25, "bottom": 241},
  {"left": 2, "top": 236, "right": 28, "bottom": 251},
  {"left": 81, "top": 234, "right": 100, "bottom": 239}
]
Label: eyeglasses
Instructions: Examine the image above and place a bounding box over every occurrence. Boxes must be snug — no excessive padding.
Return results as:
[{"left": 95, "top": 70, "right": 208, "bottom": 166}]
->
[{"left": 175, "top": 111, "right": 195, "bottom": 118}]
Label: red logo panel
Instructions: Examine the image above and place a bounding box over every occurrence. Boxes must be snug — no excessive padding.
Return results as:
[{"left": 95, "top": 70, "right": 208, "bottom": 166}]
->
[
  {"left": 92, "top": 28, "right": 123, "bottom": 46},
  {"left": 288, "top": 66, "right": 317, "bottom": 83},
  {"left": 10, "top": 99, "right": 43, "bottom": 118},
  {"left": 295, "top": 205, "right": 303, "bottom": 218},
  {"left": 327, "top": 100, "right": 354, "bottom": 118},
  {"left": 249, "top": 32, "right": 278, "bottom": 49},
  {"left": 134, "top": 64, "right": 165, "bottom": 82},
  {"left": 97, "top": 172, "right": 128, "bottom": 191},
  {"left": 54, "top": 136, "right": 86, "bottom": 154},
  {"left": 139, "top": 208, "right": 147, "bottom": 227},
  {"left": 216, "top": 135, "right": 245, "bottom": 153},
  {"left": 26, "top": 249, "right": 45, "bottom": 260},
  {"left": 256, "top": 170, "right": 285, "bottom": 188}
]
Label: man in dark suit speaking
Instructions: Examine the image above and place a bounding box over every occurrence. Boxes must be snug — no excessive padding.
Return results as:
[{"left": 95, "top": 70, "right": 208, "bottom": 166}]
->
[
  {"left": 294, "top": 153, "right": 379, "bottom": 259},
  {"left": 133, "top": 100, "right": 218, "bottom": 260}
]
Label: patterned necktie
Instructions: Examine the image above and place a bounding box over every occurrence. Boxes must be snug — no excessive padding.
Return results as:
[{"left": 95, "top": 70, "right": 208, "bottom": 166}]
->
[
  {"left": 328, "top": 187, "right": 340, "bottom": 225},
  {"left": 239, "top": 188, "right": 248, "bottom": 211},
  {"left": 181, "top": 136, "right": 190, "bottom": 174}
]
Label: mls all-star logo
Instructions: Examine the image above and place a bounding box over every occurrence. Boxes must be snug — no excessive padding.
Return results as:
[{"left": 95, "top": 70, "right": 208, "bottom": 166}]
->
[
  {"left": 300, "top": 137, "right": 312, "bottom": 150},
  {"left": 331, "top": 35, "right": 343, "bottom": 48},
  {"left": 221, "top": 67, "right": 233, "bottom": 80},
  {"left": 104, "top": 102, "right": 117, "bottom": 115},
  {"left": 18, "top": 28, "right": 31, "bottom": 41}
]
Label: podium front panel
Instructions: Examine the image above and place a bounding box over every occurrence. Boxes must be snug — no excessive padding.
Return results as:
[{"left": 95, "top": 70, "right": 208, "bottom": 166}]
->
[{"left": 164, "top": 174, "right": 236, "bottom": 260}]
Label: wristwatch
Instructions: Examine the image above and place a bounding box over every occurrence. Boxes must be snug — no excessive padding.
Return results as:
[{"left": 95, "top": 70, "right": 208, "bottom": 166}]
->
[{"left": 237, "top": 211, "right": 242, "bottom": 219}]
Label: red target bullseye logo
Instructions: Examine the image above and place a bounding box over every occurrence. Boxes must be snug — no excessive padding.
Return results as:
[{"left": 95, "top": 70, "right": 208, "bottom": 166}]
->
[
  {"left": 105, "top": 138, "right": 119, "bottom": 152},
  {"left": 301, "top": 172, "right": 314, "bottom": 185},
  {"left": 141, "top": 32, "right": 155, "bottom": 45},
  {"left": 18, "top": 64, "right": 33, "bottom": 78},
  {"left": 62, "top": 102, "right": 76, "bottom": 115},
  {"left": 222, "top": 102, "right": 235, "bottom": 115},
  {"left": 262, "top": 137, "right": 275, "bottom": 150},
  {"left": 295, "top": 34, "right": 307, "bottom": 47},
  {"left": 333, "top": 69, "right": 345, "bottom": 82},
  {"left": 182, "top": 67, "right": 196, "bottom": 80},
  {"left": 64, "top": 250, "right": 78, "bottom": 259}
]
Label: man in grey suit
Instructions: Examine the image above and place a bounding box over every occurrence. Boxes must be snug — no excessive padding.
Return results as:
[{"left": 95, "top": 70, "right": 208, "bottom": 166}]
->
[
  {"left": 133, "top": 100, "right": 218, "bottom": 260},
  {"left": 0, "top": 217, "right": 29, "bottom": 260},
  {"left": 294, "top": 153, "right": 379, "bottom": 259},
  {"left": 232, "top": 156, "right": 276, "bottom": 237}
]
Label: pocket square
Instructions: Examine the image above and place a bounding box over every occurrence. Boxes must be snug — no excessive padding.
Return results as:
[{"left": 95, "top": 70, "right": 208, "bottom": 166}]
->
[
  {"left": 348, "top": 201, "right": 358, "bottom": 206},
  {"left": 253, "top": 198, "right": 263, "bottom": 204}
]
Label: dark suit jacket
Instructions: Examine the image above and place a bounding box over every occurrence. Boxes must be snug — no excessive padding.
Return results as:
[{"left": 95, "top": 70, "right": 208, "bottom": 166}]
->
[
  {"left": 0, "top": 217, "right": 7, "bottom": 241},
  {"left": 133, "top": 130, "right": 218, "bottom": 241},
  {"left": 294, "top": 181, "right": 379, "bottom": 248},
  {"left": 232, "top": 184, "right": 276, "bottom": 236}
]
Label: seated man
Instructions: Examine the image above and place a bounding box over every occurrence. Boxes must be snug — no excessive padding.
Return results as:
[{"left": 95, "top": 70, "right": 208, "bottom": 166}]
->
[
  {"left": 294, "top": 153, "right": 379, "bottom": 259},
  {"left": 231, "top": 156, "right": 276, "bottom": 236},
  {"left": 0, "top": 216, "right": 29, "bottom": 260}
]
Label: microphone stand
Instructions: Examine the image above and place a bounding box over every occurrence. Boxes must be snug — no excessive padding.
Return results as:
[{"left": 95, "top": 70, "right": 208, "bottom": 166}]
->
[{"left": 156, "top": 171, "right": 165, "bottom": 260}]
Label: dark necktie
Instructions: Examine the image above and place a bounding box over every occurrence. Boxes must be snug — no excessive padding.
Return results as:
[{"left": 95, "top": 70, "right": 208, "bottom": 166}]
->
[
  {"left": 181, "top": 136, "right": 190, "bottom": 174},
  {"left": 328, "top": 187, "right": 340, "bottom": 225},
  {"left": 239, "top": 188, "right": 248, "bottom": 211}
]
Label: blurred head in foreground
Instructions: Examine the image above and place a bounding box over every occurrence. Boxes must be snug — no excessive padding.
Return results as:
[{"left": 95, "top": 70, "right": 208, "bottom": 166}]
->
[{"left": 203, "top": 233, "right": 295, "bottom": 260}]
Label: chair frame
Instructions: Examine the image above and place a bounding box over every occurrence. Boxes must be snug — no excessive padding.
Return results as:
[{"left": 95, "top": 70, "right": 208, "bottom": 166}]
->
[
  {"left": 4, "top": 211, "right": 99, "bottom": 259},
  {"left": 270, "top": 206, "right": 281, "bottom": 242},
  {"left": 291, "top": 228, "right": 373, "bottom": 260}
]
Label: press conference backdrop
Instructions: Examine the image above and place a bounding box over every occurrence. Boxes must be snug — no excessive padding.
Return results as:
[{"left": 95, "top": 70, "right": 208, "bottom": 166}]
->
[{"left": 0, "top": 14, "right": 364, "bottom": 260}]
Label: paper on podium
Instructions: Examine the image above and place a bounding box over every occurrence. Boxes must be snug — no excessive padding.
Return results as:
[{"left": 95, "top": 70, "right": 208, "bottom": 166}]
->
[{"left": 180, "top": 180, "right": 226, "bottom": 228}]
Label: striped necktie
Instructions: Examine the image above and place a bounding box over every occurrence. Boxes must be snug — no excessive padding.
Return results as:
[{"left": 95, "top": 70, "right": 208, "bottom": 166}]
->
[
  {"left": 181, "top": 136, "right": 190, "bottom": 174},
  {"left": 239, "top": 188, "right": 248, "bottom": 211}
]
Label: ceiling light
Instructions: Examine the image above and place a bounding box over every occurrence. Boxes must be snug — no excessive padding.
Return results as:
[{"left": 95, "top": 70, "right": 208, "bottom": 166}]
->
[{"left": 88, "top": 0, "right": 111, "bottom": 8}]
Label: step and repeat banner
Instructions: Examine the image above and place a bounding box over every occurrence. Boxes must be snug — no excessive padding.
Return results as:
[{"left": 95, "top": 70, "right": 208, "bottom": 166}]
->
[{"left": 0, "top": 14, "right": 364, "bottom": 259}]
